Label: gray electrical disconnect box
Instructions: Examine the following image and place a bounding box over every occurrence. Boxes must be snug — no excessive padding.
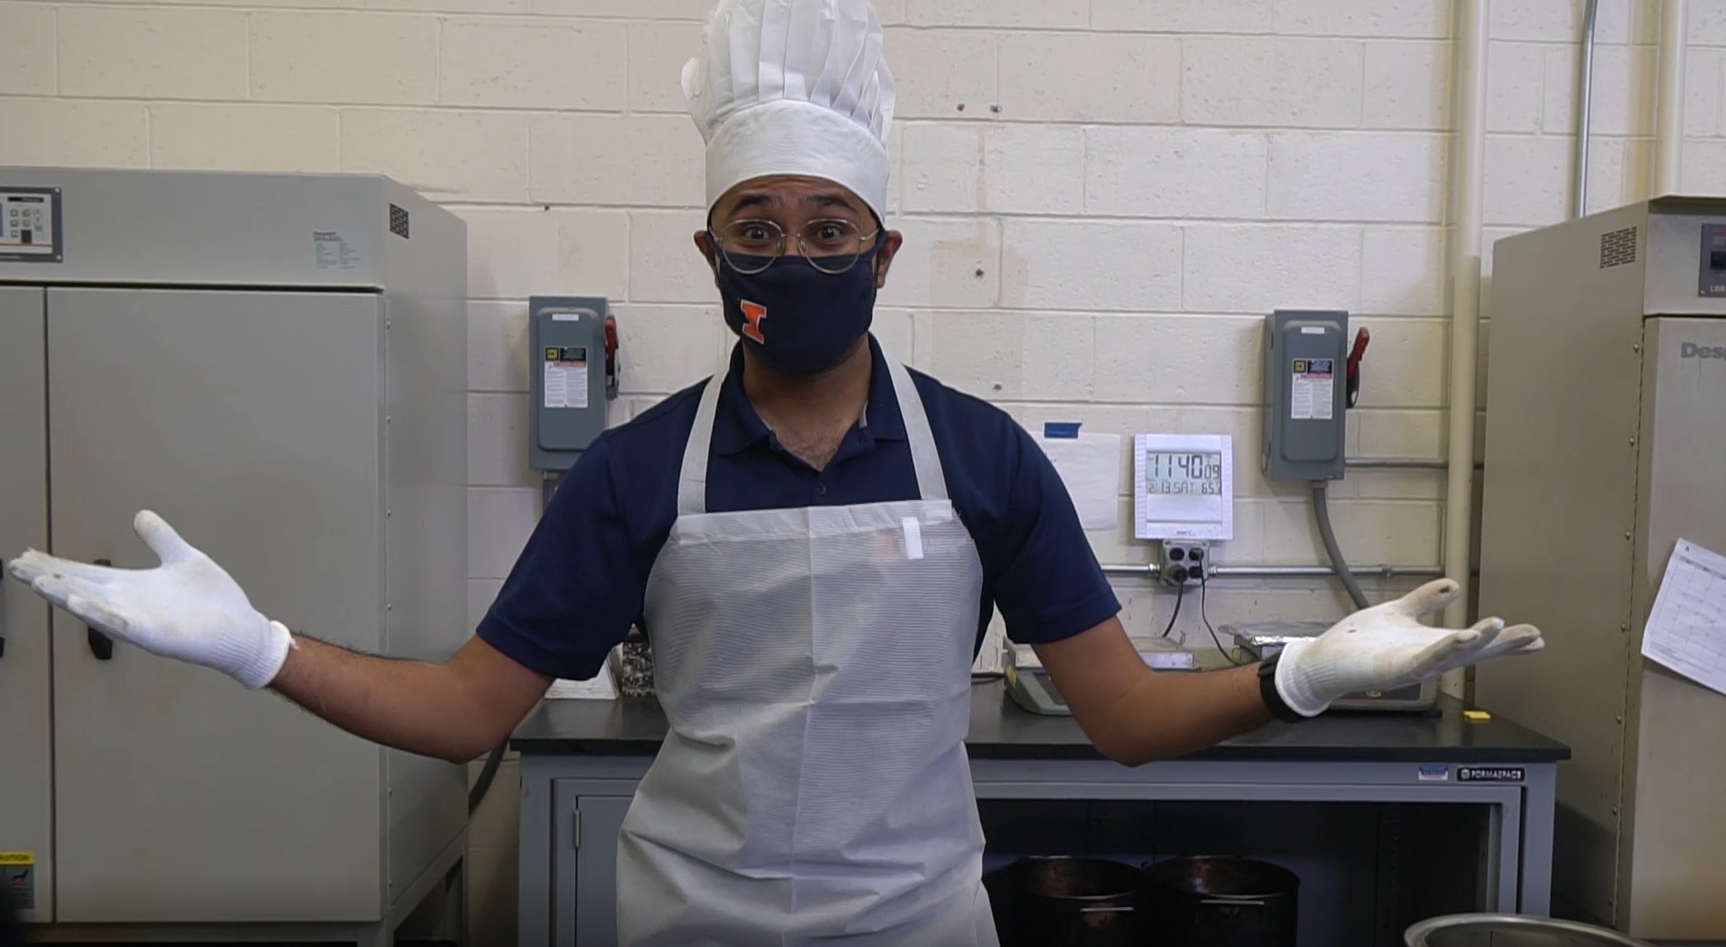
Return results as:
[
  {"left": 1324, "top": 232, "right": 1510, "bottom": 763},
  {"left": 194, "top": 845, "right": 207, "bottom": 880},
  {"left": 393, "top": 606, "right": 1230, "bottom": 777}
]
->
[
  {"left": 1263, "top": 309, "right": 1349, "bottom": 481},
  {"left": 529, "top": 296, "right": 617, "bottom": 471}
]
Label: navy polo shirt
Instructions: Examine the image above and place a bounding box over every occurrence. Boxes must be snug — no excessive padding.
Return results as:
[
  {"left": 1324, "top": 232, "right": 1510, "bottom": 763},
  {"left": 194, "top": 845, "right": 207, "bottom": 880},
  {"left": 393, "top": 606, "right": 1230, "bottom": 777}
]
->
[{"left": 477, "top": 335, "right": 1122, "bottom": 682}]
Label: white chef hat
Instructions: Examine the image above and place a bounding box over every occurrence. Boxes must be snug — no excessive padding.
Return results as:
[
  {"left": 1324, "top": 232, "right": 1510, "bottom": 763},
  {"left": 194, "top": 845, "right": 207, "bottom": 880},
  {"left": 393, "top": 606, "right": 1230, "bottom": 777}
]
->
[{"left": 683, "top": 0, "right": 895, "bottom": 223}]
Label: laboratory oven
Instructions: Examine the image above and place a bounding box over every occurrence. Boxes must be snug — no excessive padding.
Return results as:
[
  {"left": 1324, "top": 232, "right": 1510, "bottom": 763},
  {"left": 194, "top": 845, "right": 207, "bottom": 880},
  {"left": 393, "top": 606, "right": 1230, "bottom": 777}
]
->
[
  {"left": 1476, "top": 196, "right": 1726, "bottom": 940},
  {"left": 0, "top": 168, "right": 468, "bottom": 942}
]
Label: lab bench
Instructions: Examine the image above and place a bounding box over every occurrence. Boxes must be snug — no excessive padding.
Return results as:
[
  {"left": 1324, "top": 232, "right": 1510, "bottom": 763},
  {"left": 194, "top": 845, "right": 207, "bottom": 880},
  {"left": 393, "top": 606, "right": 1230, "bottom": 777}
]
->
[{"left": 510, "top": 681, "right": 1570, "bottom": 947}]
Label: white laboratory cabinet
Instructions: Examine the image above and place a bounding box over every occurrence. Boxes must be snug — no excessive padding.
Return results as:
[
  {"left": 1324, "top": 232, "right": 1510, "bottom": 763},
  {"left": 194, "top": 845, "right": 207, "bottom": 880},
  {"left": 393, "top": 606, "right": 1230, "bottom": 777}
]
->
[
  {"left": 1476, "top": 196, "right": 1726, "bottom": 940},
  {"left": 0, "top": 168, "right": 470, "bottom": 944}
]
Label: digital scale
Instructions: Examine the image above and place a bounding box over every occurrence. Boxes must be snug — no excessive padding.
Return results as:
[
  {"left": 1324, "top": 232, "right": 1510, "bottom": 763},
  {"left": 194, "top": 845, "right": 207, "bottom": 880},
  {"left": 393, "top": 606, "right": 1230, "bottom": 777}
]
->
[
  {"left": 1004, "top": 641, "right": 1197, "bottom": 717},
  {"left": 1004, "top": 664, "right": 1070, "bottom": 716}
]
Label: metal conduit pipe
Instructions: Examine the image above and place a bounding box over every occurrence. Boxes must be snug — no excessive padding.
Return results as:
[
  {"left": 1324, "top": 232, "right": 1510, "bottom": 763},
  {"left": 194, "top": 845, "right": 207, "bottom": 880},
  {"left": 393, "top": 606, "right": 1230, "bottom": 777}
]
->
[
  {"left": 1442, "top": 0, "right": 1490, "bottom": 699},
  {"left": 1101, "top": 564, "right": 1447, "bottom": 581},
  {"left": 1654, "top": 0, "right": 1688, "bottom": 196},
  {"left": 1576, "top": 0, "right": 1602, "bottom": 217},
  {"left": 1348, "top": 458, "right": 1484, "bottom": 471}
]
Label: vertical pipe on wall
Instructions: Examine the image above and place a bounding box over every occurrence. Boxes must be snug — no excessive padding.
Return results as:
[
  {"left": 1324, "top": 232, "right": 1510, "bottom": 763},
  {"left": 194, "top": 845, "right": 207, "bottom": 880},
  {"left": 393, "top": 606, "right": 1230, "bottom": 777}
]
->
[
  {"left": 1441, "top": 0, "right": 1490, "bottom": 698},
  {"left": 1576, "top": 0, "right": 1601, "bottom": 217},
  {"left": 1654, "top": 0, "right": 1688, "bottom": 196}
]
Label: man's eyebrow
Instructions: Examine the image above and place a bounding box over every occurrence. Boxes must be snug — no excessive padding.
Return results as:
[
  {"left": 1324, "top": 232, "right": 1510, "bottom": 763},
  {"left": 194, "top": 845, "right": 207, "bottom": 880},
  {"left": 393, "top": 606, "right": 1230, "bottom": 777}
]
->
[
  {"left": 722, "top": 190, "right": 864, "bottom": 219},
  {"left": 810, "top": 192, "right": 860, "bottom": 211},
  {"left": 728, "top": 193, "right": 779, "bottom": 214}
]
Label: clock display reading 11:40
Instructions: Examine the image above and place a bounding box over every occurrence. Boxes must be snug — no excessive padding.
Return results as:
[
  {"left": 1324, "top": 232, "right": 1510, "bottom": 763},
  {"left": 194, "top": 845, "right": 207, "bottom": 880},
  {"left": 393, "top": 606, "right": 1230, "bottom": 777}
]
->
[{"left": 1143, "top": 452, "right": 1225, "bottom": 496}]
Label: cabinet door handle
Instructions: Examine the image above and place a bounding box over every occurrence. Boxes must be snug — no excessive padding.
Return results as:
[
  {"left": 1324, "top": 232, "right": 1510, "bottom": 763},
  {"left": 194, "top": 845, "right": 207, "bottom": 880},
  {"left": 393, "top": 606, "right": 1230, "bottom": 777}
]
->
[{"left": 86, "top": 559, "right": 114, "bottom": 661}]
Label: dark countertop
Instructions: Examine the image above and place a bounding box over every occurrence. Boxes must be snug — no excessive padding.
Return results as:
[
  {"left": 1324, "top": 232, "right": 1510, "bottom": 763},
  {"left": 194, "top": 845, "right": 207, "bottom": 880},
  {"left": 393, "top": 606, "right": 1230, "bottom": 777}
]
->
[{"left": 511, "top": 680, "right": 1571, "bottom": 765}]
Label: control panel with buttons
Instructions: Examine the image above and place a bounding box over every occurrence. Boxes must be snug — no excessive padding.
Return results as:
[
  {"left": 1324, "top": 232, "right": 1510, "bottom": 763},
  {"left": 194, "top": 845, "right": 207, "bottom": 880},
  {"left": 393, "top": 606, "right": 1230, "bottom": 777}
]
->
[
  {"left": 0, "top": 187, "right": 62, "bottom": 263},
  {"left": 1703, "top": 224, "right": 1726, "bottom": 298}
]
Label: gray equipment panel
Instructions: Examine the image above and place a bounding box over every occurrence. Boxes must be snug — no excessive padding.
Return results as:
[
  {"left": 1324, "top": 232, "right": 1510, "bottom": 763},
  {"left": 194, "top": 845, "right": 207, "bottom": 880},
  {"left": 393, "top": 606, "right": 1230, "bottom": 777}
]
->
[
  {"left": 1262, "top": 309, "right": 1349, "bottom": 481},
  {"left": 552, "top": 787, "right": 631, "bottom": 947},
  {"left": 0, "top": 286, "right": 52, "bottom": 922},
  {"left": 0, "top": 166, "right": 434, "bottom": 290},
  {"left": 46, "top": 288, "right": 392, "bottom": 922},
  {"left": 529, "top": 296, "right": 615, "bottom": 471},
  {"left": 1623, "top": 316, "right": 1726, "bottom": 936}
]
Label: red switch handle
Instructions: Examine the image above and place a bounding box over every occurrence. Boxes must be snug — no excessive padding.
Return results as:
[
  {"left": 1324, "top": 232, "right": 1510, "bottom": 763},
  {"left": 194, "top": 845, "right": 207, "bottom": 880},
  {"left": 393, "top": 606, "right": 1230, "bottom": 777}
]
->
[
  {"left": 1346, "top": 329, "right": 1371, "bottom": 408},
  {"left": 1348, "top": 328, "right": 1371, "bottom": 377},
  {"left": 603, "top": 315, "right": 619, "bottom": 397}
]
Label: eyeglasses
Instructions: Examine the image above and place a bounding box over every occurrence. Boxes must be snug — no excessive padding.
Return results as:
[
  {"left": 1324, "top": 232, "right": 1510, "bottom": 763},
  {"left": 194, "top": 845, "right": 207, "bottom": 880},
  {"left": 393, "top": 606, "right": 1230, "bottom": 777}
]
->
[{"left": 710, "top": 218, "right": 882, "bottom": 275}]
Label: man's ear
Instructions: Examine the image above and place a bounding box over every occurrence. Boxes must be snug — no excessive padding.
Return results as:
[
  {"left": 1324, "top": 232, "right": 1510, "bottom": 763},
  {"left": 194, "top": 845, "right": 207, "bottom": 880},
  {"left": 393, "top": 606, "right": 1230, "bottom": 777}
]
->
[
  {"left": 874, "top": 231, "right": 904, "bottom": 289},
  {"left": 694, "top": 230, "right": 720, "bottom": 278}
]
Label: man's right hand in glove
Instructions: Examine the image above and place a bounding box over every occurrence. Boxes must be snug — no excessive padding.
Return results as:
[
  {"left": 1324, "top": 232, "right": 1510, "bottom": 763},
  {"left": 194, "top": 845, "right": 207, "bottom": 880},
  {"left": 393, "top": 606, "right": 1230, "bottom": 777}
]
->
[
  {"left": 5, "top": 510, "right": 552, "bottom": 763},
  {"left": 6, "top": 510, "right": 294, "bottom": 690}
]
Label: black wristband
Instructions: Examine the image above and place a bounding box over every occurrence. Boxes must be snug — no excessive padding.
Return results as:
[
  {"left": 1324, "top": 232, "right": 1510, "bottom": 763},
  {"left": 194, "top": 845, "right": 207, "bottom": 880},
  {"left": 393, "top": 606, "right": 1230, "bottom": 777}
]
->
[{"left": 1257, "top": 654, "right": 1309, "bottom": 724}]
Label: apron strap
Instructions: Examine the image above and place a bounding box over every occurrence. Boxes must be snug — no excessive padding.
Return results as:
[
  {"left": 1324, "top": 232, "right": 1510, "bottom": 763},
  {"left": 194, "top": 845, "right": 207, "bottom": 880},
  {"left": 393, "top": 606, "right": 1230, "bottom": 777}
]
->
[
  {"left": 884, "top": 357, "right": 949, "bottom": 502},
  {"left": 675, "top": 351, "right": 951, "bottom": 515},
  {"left": 675, "top": 371, "right": 726, "bottom": 516}
]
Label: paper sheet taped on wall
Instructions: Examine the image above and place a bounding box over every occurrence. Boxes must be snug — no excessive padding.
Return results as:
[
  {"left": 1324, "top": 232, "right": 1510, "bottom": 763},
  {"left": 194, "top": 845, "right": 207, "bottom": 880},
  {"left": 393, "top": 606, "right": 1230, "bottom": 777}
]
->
[
  {"left": 1290, "top": 358, "right": 1335, "bottom": 421},
  {"left": 1033, "top": 425, "right": 1121, "bottom": 532},
  {"left": 1641, "top": 538, "right": 1726, "bottom": 698},
  {"left": 543, "top": 346, "right": 590, "bottom": 410}
]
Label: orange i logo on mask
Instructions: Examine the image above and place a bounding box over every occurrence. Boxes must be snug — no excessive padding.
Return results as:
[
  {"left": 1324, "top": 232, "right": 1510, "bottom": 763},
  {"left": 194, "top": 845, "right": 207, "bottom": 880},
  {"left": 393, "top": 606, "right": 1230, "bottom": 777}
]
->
[{"left": 741, "top": 301, "right": 768, "bottom": 343}]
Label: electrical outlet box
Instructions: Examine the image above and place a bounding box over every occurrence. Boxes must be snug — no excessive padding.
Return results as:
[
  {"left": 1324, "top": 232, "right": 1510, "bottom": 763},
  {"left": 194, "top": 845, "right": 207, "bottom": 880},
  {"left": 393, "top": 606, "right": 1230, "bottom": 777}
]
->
[
  {"left": 1160, "top": 540, "right": 1210, "bottom": 587},
  {"left": 529, "top": 296, "right": 616, "bottom": 472},
  {"left": 1263, "top": 309, "right": 1349, "bottom": 482}
]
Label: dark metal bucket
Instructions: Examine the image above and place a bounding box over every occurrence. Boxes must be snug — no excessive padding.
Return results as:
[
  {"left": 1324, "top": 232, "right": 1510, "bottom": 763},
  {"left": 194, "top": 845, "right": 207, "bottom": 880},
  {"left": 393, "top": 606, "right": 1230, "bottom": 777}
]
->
[
  {"left": 1141, "top": 856, "right": 1299, "bottom": 947},
  {"left": 986, "top": 856, "right": 1149, "bottom": 947}
]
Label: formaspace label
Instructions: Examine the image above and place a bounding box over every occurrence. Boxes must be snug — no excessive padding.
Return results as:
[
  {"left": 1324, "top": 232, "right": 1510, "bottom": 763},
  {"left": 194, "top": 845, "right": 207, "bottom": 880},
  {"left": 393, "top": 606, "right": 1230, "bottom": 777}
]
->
[{"left": 1458, "top": 766, "right": 1525, "bottom": 783}]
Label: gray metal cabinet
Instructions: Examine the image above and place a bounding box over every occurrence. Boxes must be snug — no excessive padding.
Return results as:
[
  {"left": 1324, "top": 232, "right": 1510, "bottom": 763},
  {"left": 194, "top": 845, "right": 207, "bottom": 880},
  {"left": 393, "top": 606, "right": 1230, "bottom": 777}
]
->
[
  {"left": 1477, "top": 197, "right": 1726, "bottom": 938},
  {"left": 552, "top": 786, "right": 632, "bottom": 947},
  {"left": 0, "top": 286, "right": 51, "bottom": 923},
  {"left": 516, "top": 750, "right": 1563, "bottom": 947},
  {"left": 0, "top": 168, "right": 471, "bottom": 941}
]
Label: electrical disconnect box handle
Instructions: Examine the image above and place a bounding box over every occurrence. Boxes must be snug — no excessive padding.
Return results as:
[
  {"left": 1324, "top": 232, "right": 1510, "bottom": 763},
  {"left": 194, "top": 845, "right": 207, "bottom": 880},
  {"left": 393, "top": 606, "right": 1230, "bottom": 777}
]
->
[
  {"left": 529, "top": 296, "right": 618, "bottom": 472},
  {"left": 1262, "top": 309, "right": 1349, "bottom": 482}
]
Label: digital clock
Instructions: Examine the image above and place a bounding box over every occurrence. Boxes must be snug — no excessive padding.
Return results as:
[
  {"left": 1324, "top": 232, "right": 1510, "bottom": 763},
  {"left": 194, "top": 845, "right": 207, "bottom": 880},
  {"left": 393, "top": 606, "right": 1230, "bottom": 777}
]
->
[
  {"left": 1143, "top": 451, "right": 1225, "bottom": 496},
  {"left": 1134, "top": 435, "right": 1234, "bottom": 541}
]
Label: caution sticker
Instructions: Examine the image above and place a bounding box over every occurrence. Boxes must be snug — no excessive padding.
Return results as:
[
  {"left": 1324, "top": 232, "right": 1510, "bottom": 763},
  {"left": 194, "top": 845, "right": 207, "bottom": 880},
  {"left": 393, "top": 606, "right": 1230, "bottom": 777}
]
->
[
  {"left": 0, "top": 853, "right": 33, "bottom": 911},
  {"left": 1290, "top": 358, "right": 1336, "bottom": 421}
]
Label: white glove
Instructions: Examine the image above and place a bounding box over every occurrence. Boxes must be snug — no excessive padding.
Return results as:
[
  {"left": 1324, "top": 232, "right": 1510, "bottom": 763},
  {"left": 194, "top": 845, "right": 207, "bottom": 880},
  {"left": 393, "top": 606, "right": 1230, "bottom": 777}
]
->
[
  {"left": 1274, "top": 579, "right": 1543, "bottom": 718},
  {"left": 5, "top": 511, "right": 294, "bottom": 690}
]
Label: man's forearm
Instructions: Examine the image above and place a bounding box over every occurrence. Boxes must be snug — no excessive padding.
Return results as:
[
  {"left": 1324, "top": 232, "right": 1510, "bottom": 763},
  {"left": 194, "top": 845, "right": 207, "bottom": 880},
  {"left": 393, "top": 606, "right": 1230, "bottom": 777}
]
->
[
  {"left": 1035, "top": 618, "right": 1278, "bottom": 767},
  {"left": 1098, "top": 664, "right": 1273, "bottom": 766},
  {"left": 267, "top": 635, "right": 502, "bottom": 764}
]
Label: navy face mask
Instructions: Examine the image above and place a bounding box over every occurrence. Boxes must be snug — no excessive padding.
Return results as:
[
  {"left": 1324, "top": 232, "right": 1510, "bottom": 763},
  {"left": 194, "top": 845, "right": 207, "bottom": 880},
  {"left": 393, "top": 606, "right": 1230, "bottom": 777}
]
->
[{"left": 714, "top": 241, "right": 883, "bottom": 375}]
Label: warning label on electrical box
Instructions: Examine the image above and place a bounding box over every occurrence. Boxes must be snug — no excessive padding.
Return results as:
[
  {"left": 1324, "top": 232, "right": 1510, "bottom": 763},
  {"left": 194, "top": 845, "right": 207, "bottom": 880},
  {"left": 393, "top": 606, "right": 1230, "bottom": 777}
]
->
[
  {"left": 1, "top": 853, "right": 34, "bottom": 911},
  {"left": 543, "top": 346, "right": 590, "bottom": 410},
  {"left": 1290, "top": 359, "right": 1335, "bottom": 422}
]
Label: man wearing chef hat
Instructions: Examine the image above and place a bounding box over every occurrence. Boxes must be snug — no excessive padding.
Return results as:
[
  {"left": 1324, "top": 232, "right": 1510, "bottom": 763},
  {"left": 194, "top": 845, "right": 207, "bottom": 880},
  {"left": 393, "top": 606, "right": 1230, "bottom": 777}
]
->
[{"left": 6, "top": 1, "right": 1544, "bottom": 944}]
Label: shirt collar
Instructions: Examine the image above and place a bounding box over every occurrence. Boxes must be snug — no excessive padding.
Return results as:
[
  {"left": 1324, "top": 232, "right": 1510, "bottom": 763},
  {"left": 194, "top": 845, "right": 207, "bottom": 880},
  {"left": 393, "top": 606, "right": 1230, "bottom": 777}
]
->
[{"left": 711, "top": 333, "right": 908, "bottom": 458}]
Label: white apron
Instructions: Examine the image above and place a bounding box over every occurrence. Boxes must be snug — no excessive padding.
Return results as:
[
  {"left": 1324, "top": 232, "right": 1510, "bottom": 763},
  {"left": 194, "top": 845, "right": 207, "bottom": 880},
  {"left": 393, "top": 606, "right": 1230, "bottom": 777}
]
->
[{"left": 615, "top": 355, "right": 999, "bottom": 947}]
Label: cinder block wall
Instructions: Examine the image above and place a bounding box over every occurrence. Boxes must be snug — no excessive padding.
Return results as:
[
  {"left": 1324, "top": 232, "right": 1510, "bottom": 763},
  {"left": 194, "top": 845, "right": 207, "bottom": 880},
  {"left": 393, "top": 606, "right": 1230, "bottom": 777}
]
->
[{"left": 8, "top": 0, "right": 1726, "bottom": 941}]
